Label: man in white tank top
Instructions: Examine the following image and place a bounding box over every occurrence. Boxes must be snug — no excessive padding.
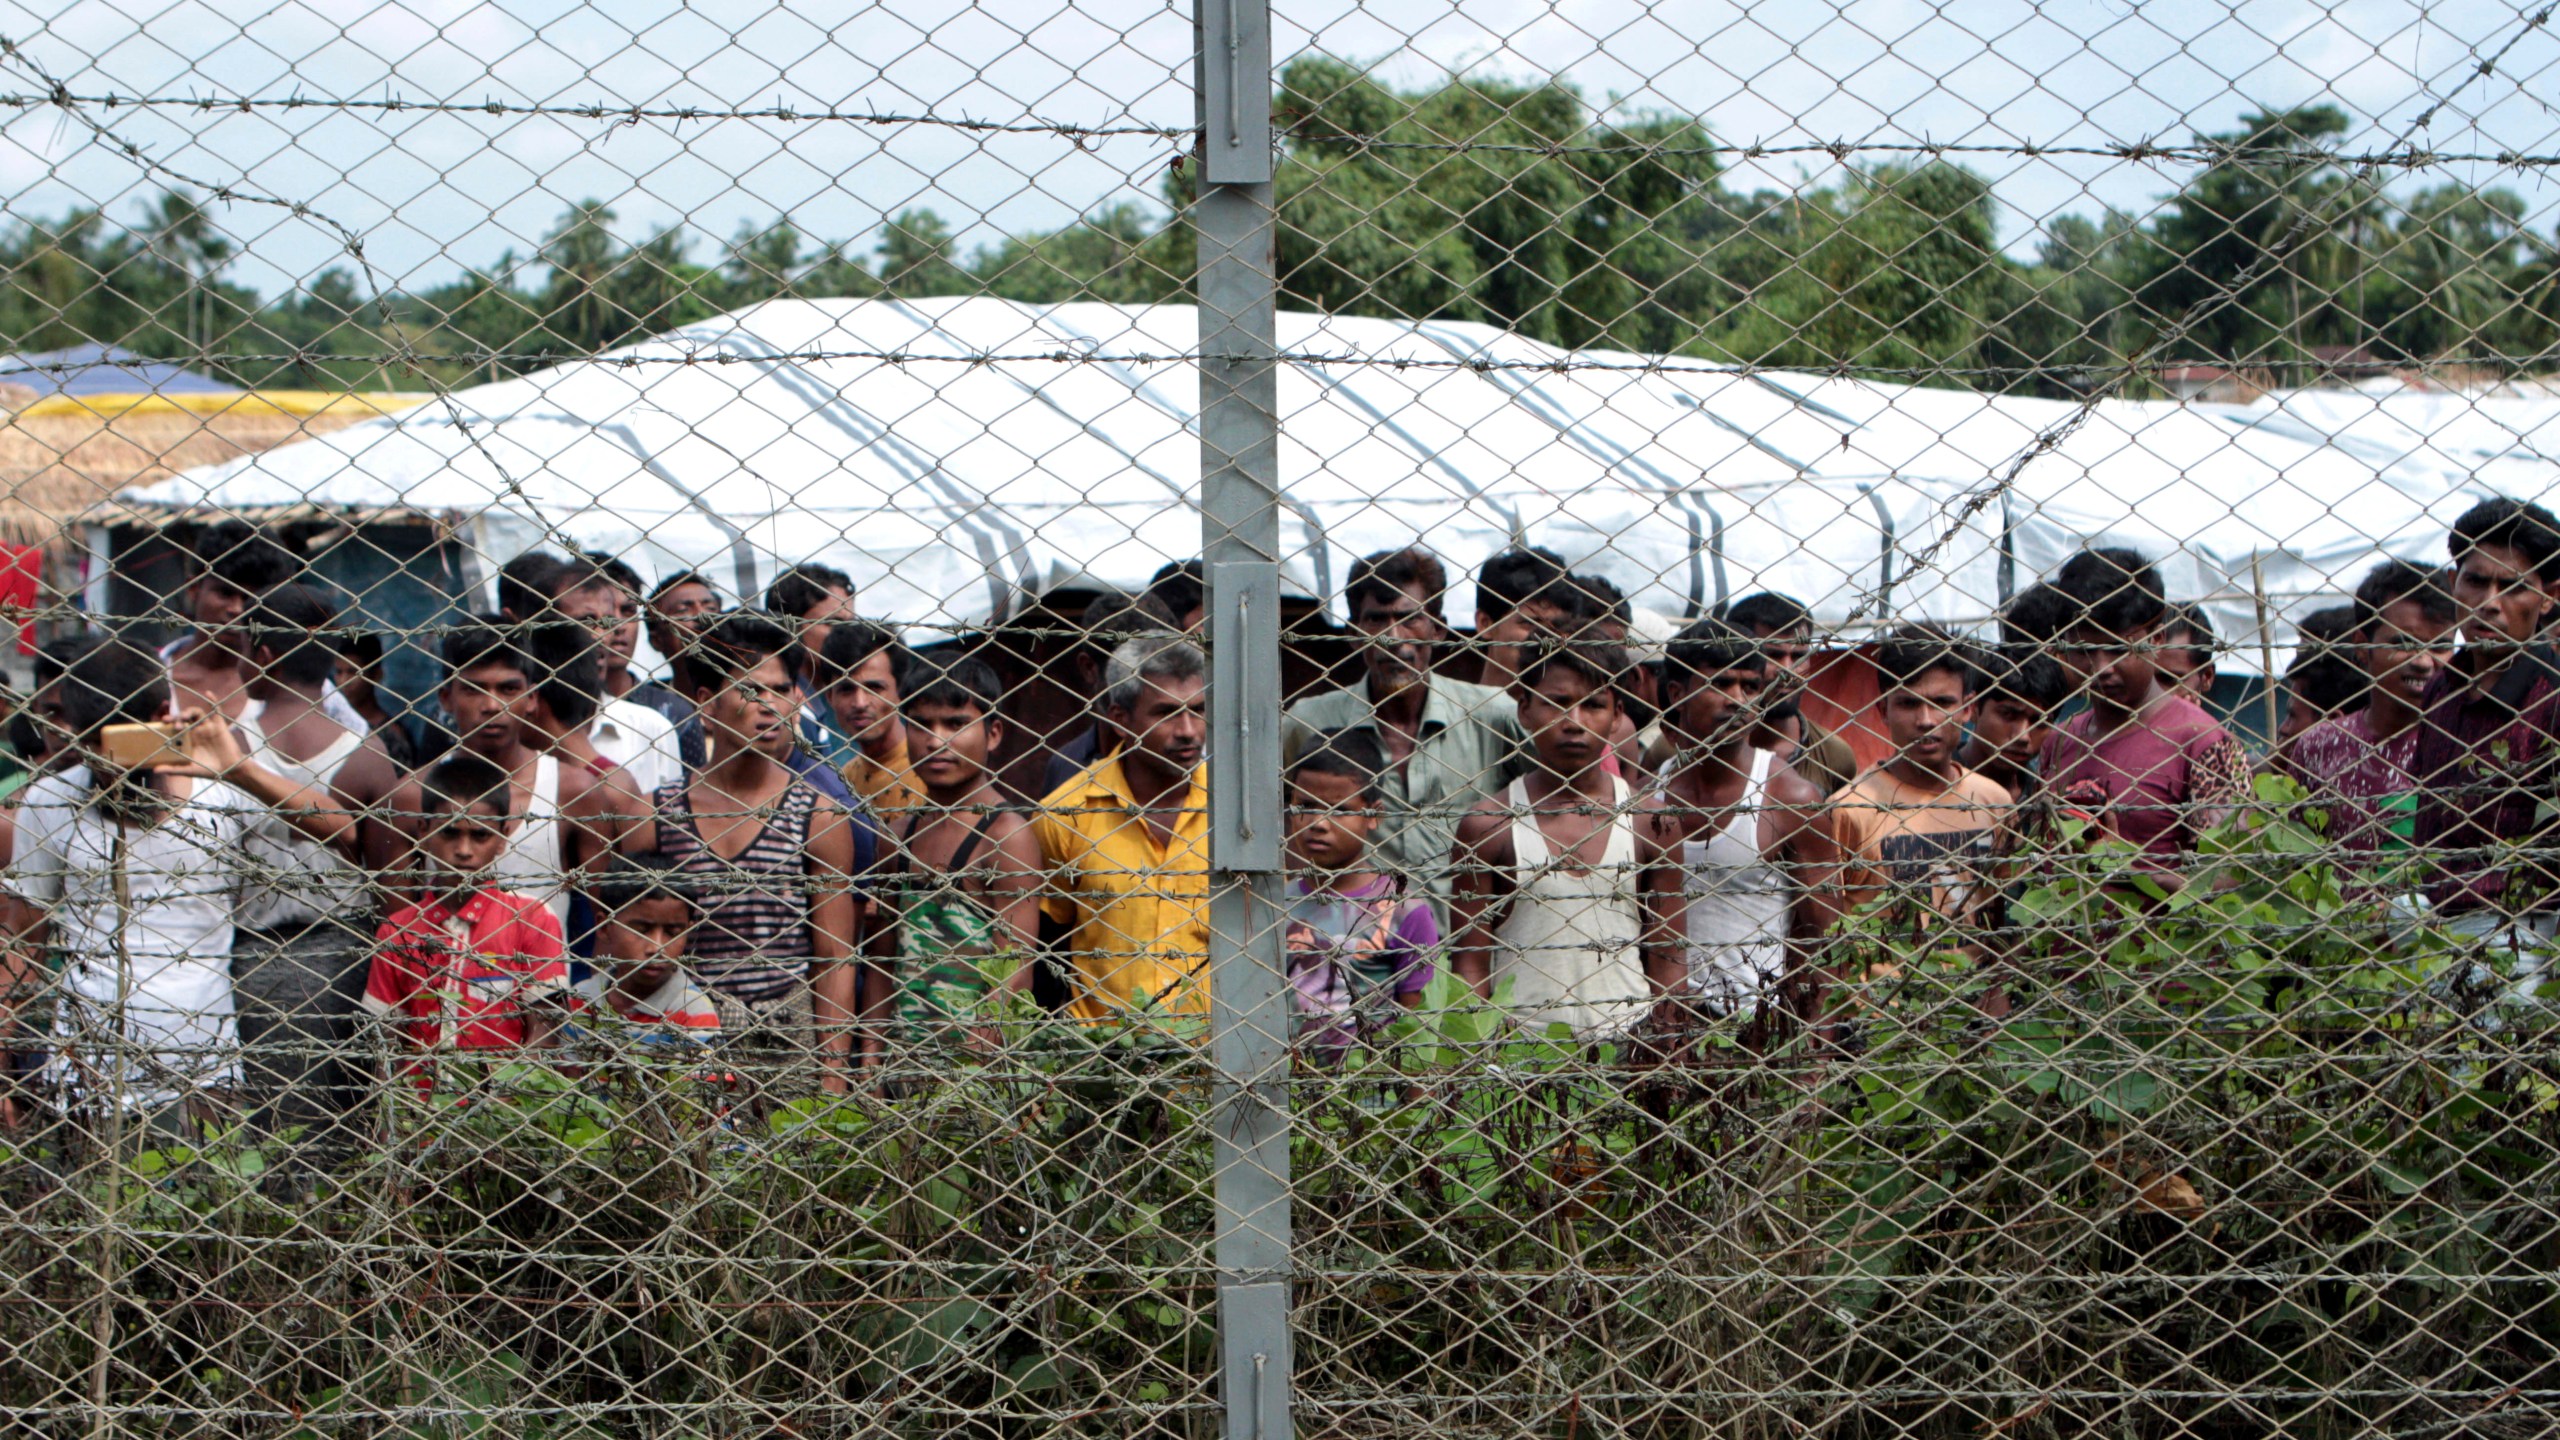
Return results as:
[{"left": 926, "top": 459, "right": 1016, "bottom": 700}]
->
[
  {"left": 1646, "top": 617, "right": 1843, "bottom": 1021},
  {"left": 1452, "top": 643, "right": 1678, "bottom": 1039}
]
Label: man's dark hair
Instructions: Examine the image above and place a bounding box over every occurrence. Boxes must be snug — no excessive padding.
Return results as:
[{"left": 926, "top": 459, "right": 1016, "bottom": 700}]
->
[
  {"left": 2159, "top": 600, "right": 2217, "bottom": 671},
  {"left": 2450, "top": 496, "right": 2560, "bottom": 583},
  {"left": 1514, "top": 640, "right": 1627, "bottom": 698},
  {"left": 1476, "top": 547, "right": 1573, "bottom": 624},
  {"left": 497, "top": 550, "right": 570, "bottom": 622},
  {"left": 1077, "top": 590, "right": 1179, "bottom": 668},
  {"left": 34, "top": 632, "right": 102, "bottom": 689},
  {"left": 1724, "top": 591, "right": 1812, "bottom": 637},
  {"left": 1345, "top": 546, "right": 1449, "bottom": 624},
  {"left": 1985, "top": 645, "right": 2068, "bottom": 711},
  {"left": 2287, "top": 605, "right": 2368, "bottom": 721},
  {"left": 816, "top": 617, "right": 901, "bottom": 688},
  {"left": 765, "top": 563, "right": 852, "bottom": 620},
  {"left": 193, "top": 519, "right": 297, "bottom": 595},
  {"left": 2353, "top": 559, "right": 2458, "bottom": 633},
  {"left": 2297, "top": 603, "right": 2358, "bottom": 654},
  {"left": 2001, "top": 581, "right": 2073, "bottom": 646},
  {"left": 589, "top": 850, "right": 704, "bottom": 917},
  {"left": 1565, "top": 571, "right": 1630, "bottom": 628},
  {"left": 1142, "top": 560, "right": 1207, "bottom": 625},
  {"left": 691, "top": 612, "right": 797, "bottom": 689},
  {"left": 246, "top": 583, "right": 342, "bottom": 688},
  {"left": 339, "top": 628, "right": 387, "bottom": 669},
  {"left": 527, "top": 622, "right": 605, "bottom": 729},
  {"left": 2056, "top": 546, "right": 2167, "bottom": 636},
  {"left": 902, "top": 654, "right": 1004, "bottom": 717},
  {"left": 650, "top": 569, "right": 718, "bottom": 604},
  {"left": 418, "top": 751, "right": 514, "bottom": 820},
  {"left": 2287, "top": 656, "right": 2366, "bottom": 723},
  {"left": 1664, "top": 615, "right": 1765, "bottom": 682},
  {"left": 561, "top": 550, "right": 642, "bottom": 598},
  {"left": 1289, "top": 727, "right": 1388, "bottom": 805},
  {"left": 1872, "top": 623, "right": 1982, "bottom": 695},
  {"left": 441, "top": 619, "right": 531, "bottom": 686},
  {"left": 2279, "top": 604, "right": 2364, "bottom": 719},
  {"left": 62, "top": 637, "right": 168, "bottom": 742}
]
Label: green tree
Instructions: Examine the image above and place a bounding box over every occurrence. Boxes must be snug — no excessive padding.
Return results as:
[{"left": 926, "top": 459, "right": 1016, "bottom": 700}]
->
[
  {"left": 2131, "top": 105, "right": 2377, "bottom": 370},
  {"left": 142, "top": 189, "right": 235, "bottom": 360},
  {"left": 618, "top": 226, "right": 720, "bottom": 339},
  {"left": 1975, "top": 211, "right": 2143, "bottom": 394},
  {"left": 973, "top": 202, "right": 1183, "bottom": 305},
  {"left": 539, "top": 200, "right": 628, "bottom": 352},
  {"left": 0, "top": 209, "right": 121, "bottom": 353},
  {"left": 2364, "top": 186, "right": 2532, "bottom": 364},
  {"left": 724, "top": 221, "right": 807, "bottom": 306},
  {"left": 878, "top": 210, "right": 971, "bottom": 297},
  {"left": 1690, "top": 162, "right": 2008, "bottom": 379},
  {"left": 1270, "top": 58, "right": 1725, "bottom": 351}
]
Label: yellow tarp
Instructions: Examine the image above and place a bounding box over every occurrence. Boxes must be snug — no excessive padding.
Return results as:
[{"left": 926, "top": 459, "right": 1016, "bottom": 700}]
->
[{"left": 14, "top": 390, "right": 434, "bottom": 421}]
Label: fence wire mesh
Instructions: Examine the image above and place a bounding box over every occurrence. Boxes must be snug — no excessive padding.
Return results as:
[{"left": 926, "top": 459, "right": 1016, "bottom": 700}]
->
[{"left": 0, "top": 0, "right": 2557, "bottom": 1437}]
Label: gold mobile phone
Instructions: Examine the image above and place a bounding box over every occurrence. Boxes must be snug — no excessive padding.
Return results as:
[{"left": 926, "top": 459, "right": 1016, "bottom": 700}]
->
[{"left": 99, "top": 722, "right": 191, "bottom": 771}]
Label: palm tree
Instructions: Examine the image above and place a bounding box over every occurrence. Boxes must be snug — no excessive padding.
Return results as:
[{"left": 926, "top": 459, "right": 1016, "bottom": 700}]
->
[{"left": 145, "top": 189, "right": 233, "bottom": 360}]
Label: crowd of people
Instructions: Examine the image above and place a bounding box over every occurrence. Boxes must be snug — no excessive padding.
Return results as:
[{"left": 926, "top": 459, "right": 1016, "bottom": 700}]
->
[{"left": 0, "top": 494, "right": 2555, "bottom": 1157}]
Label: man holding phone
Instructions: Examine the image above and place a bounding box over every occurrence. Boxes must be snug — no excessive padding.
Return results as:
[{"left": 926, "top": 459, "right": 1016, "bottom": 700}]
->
[
  {"left": 0, "top": 636, "right": 371, "bottom": 1142},
  {"left": 0, "top": 641, "right": 268, "bottom": 1139}
]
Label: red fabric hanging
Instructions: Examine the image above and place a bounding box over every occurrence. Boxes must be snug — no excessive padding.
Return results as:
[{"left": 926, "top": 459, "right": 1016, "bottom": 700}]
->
[{"left": 0, "top": 544, "right": 40, "bottom": 656}]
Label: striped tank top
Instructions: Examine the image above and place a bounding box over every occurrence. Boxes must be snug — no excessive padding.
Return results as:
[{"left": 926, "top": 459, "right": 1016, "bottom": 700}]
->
[{"left": 652, "top": 776, "right": 821, "bottom": 1006}]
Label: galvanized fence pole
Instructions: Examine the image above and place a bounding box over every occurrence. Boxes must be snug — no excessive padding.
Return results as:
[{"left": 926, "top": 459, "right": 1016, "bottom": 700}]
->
[{"left": 1197, "top": 0, "right": 1288, "bottom": 1437}]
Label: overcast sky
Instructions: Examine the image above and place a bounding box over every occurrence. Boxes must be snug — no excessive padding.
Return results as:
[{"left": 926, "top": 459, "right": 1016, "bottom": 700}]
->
[{"left": 0, "top": 0, "right": 2552, "bottom": 303}]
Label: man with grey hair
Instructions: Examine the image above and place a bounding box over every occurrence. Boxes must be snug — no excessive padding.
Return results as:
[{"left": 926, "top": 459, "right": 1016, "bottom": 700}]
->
[{"left": 1032, "top": 634, "right": 1214, "bottom": 1026}]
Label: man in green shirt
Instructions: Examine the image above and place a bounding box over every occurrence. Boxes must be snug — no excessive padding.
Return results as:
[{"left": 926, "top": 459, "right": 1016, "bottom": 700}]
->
[{"left": 1282, "top": 548, "right": 1524, "bottom": 923}]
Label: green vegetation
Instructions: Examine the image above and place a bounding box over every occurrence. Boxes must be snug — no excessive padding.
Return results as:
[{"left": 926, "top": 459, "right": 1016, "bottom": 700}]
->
[
  {"left": 5, "top": 778, "right": 2555, "bottom": 1437},
  {"left": 1, "top": 68, "right": 2554, "bottom": 394}
]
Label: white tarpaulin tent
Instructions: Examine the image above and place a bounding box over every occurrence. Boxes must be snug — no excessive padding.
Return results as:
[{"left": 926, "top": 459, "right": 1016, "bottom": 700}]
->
[{"left": 117, "top": 296, "right": 2560, "bottom": 672}]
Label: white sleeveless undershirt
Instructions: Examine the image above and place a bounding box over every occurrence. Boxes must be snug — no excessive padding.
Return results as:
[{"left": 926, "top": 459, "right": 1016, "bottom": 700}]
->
[
  {"left": 1669, "top": 748, "right": 1790, "bottom": 1009},
  {"left": 1490, "top": 774, "right": 1647, "bottom": 1037},
  {"left": 487, "top": 753, "right": 568, "bottom": 928},
  {"left": 235, "top": 698, "right": 367, "bottom": 931}
]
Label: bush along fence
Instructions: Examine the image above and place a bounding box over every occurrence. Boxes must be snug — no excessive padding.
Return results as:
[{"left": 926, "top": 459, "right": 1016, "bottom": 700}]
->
[{"left": 0, "top": 778, "right": 2549, "bottom": 1440}]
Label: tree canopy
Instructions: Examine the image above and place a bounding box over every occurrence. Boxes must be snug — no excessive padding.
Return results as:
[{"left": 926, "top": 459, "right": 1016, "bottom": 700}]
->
[{"left": 1, "top": 77, "right": 2551, "bottom": 396}]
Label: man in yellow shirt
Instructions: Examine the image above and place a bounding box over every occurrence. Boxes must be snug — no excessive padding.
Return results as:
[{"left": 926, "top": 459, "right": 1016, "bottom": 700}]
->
[{"left": 1033, "top": 634, "right": 1211, "bottom": 1024}]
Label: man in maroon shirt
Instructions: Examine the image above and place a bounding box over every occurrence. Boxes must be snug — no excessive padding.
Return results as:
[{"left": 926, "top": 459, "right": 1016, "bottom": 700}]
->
[
  {"left": 2410, "top": 498, "right": 2560, "bottom": 947},
  {"left": 2038, "top": 548, "right": 2251, "bottom": 885}
]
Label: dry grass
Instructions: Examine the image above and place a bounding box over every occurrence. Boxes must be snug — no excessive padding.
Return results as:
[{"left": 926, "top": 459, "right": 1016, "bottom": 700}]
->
[{"left": 0, "top": 406, "right": 377, "bottom": 545}]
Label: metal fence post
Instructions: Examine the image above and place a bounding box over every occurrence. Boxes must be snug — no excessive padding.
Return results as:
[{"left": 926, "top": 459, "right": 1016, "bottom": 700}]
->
[{"left": 1197, "top": 0, "right": 1287, "bottom": 1438}]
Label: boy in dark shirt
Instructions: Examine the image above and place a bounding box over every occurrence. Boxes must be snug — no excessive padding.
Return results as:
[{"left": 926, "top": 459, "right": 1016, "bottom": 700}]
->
[
  {"left": 1960, "top": 645, "right": 2067, "bottom": 802},
  {"left": 2287, "top": 560, "right": 2457, "bottom": 864},
  {"left": 2410, "top": 498, "right": 2560, "bottom": 946}
]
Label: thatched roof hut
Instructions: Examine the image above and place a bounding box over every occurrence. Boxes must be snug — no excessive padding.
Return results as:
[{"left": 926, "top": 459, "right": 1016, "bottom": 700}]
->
[{"left": 0, "top": 391, "right": 422, "bottom": 547}]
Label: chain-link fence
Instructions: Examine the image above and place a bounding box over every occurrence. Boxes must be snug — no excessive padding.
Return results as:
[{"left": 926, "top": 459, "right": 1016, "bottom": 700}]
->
[{"left": 1, "top": 0, "right": 2558, "bottom": 1436}]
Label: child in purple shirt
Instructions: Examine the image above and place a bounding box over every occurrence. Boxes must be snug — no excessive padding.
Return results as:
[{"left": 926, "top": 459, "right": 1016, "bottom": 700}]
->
[{"left": 1283, "top": 730, "right": 1439, "bottom": 1052}]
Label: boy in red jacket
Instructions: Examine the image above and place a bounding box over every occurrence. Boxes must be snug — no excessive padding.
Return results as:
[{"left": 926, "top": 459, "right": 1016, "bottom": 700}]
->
[{"left": 362, "top": 752, "right": 568, "bottom": 1078}]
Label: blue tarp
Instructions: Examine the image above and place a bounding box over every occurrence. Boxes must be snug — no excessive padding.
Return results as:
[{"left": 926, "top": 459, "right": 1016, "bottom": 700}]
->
[{"left": 0, "top": 344, "right": 238, "bottom": 398}]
